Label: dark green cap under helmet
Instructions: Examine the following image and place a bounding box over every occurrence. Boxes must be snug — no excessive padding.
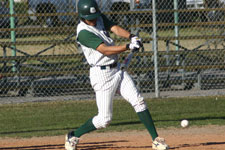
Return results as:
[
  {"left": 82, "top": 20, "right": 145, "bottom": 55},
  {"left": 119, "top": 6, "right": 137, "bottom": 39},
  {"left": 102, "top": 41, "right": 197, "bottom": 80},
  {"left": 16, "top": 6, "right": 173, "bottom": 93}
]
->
[{"left": 78, "top": 0, "right": 101, "bottom": 20}]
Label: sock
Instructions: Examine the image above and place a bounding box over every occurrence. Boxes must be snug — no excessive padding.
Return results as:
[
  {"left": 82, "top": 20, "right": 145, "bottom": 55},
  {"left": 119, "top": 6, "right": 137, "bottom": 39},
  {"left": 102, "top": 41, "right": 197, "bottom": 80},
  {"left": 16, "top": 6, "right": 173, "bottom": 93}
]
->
[
  {"left": 73, "top": 118, "right": 97, "bottom": 138},
  {"left": 137, "top": 109, "right": 158, "bottom": 140}
]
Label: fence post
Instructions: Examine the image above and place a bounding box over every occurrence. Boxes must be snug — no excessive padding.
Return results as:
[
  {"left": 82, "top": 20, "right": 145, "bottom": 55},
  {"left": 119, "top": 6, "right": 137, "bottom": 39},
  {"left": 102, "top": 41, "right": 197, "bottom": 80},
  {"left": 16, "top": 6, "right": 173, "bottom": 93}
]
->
[
  {"left": 174, "top": 0, "right": 180, "bottom": 52},
  {"left": 174, "top": 0, "right": 181, "bottom": 69},
  {"left": 152, "top": 0, "right": 159, "bottom": 98},
  {"left": 9, "top": 0, "right": 16, "bottom": 72},
  {"left": 3, "top": 46, "right": 8, "bottom": 84}
]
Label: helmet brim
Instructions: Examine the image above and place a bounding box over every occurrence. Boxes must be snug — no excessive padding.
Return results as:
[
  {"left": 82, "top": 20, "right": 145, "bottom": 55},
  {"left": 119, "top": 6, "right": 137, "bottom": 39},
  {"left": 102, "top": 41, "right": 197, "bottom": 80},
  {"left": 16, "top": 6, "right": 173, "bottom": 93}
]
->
[{"left": 80, "top": 12, "right": 101, "bottom": 20}]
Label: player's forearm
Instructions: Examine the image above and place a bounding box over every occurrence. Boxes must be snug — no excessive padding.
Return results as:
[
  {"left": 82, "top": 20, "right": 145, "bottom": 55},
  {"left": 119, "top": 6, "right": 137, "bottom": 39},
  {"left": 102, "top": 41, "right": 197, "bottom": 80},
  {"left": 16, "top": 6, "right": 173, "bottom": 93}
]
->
[
  {"left": 110, "top": 25, "right": 130, "bottom": 39},
  {"left": 97, "top": 44, "right": 128, "bottom": 56}
]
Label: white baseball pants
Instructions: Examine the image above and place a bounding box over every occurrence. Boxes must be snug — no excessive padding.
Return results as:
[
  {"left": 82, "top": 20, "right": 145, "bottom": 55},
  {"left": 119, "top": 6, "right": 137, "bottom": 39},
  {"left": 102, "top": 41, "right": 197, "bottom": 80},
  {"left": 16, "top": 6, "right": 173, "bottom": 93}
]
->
[{"left": 89, "top": 66, "right": 147, "bottom": 129}]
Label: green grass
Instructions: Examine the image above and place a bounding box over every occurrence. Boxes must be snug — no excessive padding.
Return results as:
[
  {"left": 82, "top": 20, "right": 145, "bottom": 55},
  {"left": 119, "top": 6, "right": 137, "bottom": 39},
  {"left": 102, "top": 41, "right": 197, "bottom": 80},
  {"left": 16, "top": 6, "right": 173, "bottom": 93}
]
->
[{"left": 0, "top": 96, "right": 225, "bottom": 138}]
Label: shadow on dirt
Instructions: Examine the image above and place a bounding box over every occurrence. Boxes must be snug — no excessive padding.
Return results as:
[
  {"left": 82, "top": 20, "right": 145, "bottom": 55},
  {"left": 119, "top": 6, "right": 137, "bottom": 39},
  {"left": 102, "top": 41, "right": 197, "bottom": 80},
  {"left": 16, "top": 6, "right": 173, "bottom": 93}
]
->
[
  {"left": 0, "top": 140, "right": 150, "bottom": 150},
  {"left": 170, "top": 141, "right": 225, "bottom": 149},
  {"left": 79, "top": 140, "right": 151, "bottom": 150},
  {"left": 0, "top": 144, "right": 64, "bottom": 150},
  {"left": 1, "top": 140, "right": 225, "bottom": 150}
]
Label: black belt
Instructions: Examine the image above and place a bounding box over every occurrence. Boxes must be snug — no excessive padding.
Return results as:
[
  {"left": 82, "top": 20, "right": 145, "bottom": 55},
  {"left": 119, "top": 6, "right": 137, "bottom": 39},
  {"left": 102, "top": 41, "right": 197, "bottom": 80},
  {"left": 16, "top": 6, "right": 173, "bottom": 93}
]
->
[{"left": 100, "top": 62, "right": 117, "bottom": 70}]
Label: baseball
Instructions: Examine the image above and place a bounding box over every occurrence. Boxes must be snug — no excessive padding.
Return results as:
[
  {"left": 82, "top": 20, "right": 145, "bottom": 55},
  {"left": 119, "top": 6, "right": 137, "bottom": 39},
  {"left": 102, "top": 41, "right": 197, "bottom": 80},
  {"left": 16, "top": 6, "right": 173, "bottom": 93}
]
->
[{"left": 181, "top": 120, "right": 189, "bottom": 128}]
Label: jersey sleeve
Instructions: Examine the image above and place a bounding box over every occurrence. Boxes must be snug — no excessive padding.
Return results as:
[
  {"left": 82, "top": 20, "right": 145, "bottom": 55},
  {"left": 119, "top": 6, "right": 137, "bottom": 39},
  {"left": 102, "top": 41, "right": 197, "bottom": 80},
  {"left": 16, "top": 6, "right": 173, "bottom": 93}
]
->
[
  {"left": 101, "top": 14, "right": 116, "bottom": 31},
  {"left": 77, "top": 30, "right": 103, "bottom": 50}
]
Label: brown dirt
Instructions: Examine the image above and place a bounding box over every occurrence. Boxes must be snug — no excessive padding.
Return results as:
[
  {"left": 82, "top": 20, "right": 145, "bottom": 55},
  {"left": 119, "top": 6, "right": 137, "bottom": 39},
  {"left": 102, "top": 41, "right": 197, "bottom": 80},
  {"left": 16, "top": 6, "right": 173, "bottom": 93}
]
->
[{"left": 0, "top": 125, "right": 225, "bottom": 150}]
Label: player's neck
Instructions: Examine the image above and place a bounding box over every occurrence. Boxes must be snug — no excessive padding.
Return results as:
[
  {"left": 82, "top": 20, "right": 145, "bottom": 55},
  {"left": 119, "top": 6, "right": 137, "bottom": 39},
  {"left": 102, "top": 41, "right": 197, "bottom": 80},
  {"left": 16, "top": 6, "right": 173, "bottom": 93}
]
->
[{"left": 83, "top": 19, "right": 97, "bottom": 26}]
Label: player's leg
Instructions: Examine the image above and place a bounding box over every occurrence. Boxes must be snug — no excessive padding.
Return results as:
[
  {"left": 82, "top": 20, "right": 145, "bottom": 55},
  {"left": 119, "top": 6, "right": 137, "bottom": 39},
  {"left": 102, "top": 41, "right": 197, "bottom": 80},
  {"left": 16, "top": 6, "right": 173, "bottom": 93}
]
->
[
  {"left": 92, "top": 89, "right": 115, "bottom": 129},
  {"left": 91, "top": 68, "right": 121, "bottom": 129},
  {"left": 65, "top": 90, "right": 115, "bottom": 150},
  {"left": 118, "top": 71, "right": 158, "bottom": 139},
  {"left": 118, "top": 71, "right": 169, "bottom": 149},
  {"left": 65, "top": 68, "right": 120, "bottom": 150},
  {"left": 67, "top": 87, "right": 116, "bottom": 139}
]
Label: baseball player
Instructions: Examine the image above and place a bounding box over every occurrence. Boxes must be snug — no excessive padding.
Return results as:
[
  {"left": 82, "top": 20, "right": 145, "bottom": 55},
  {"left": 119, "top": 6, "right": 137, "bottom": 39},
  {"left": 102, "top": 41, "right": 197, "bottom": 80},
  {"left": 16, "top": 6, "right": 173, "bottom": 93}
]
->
[{"left": 65, "top": 0, "right": 169, "bottom": 150}]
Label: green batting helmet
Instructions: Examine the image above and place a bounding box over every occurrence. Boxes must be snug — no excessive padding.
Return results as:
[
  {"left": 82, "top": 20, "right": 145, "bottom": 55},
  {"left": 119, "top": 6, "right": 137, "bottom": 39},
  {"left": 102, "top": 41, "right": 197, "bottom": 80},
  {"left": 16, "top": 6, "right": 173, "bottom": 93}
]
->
[{"left": 78, "top": 0, "right": 101, "bottom": 20}]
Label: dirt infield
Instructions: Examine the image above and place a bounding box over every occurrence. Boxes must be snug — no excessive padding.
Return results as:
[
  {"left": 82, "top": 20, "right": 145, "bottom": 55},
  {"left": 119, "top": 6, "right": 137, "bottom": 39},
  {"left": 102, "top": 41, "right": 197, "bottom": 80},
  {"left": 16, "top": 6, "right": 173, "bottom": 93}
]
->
[{"left": 0, "top": 125, "right": 225, "bottom": 150}]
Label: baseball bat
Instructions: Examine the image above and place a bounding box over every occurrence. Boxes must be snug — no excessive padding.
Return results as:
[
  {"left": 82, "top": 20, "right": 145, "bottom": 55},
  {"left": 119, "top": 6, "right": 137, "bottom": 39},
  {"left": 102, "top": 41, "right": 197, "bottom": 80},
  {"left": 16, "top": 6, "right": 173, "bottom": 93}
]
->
[
  {"left": 120, "top": 32, "right": 144, "bottom": 70},
  {"left": 120, "top": 48, "right": 137, "bottom": 70}
]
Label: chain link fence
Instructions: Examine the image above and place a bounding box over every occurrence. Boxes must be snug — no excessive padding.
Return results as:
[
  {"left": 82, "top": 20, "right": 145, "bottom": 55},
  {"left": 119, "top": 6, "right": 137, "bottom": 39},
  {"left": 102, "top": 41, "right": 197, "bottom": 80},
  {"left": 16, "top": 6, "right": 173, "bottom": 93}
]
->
[{"left": 0, "top": 0, "right": 225, "bottom": 102}]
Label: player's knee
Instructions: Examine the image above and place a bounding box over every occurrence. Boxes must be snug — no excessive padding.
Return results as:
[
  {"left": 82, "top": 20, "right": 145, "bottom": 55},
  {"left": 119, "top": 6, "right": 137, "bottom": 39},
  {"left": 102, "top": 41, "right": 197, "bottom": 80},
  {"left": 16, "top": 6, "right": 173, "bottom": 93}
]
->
[
  {"left": 93, "top": 116, "right": 112, "bottom": 129},
  {"left": 133, "top": 96, "right": 147, "bottom": 112}
]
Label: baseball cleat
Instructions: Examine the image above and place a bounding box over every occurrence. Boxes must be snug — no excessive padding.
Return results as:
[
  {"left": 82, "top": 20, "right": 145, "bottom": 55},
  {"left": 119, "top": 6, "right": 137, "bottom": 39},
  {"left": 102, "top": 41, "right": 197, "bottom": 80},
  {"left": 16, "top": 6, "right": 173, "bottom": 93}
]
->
[
  {"left": 152, "top": 137, "right": 169, "bottom": 150},
  {"left": 65, "top": 131, "right": 79, "bottom": 150}
]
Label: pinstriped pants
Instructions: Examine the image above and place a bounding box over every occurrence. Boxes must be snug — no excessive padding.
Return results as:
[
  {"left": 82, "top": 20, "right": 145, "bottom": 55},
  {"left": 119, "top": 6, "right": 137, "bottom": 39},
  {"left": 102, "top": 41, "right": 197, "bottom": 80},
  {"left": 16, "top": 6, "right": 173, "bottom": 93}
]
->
[{"left": 90, "top": 66, "right": 147, "bottom": 129}]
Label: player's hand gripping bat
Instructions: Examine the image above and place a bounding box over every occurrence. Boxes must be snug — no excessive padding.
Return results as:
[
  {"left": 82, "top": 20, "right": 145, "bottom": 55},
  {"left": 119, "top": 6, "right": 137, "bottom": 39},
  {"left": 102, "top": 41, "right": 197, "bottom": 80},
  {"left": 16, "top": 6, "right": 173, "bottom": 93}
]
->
[{"left": 120, "top": 36, "right": 144, "bottom": 70}]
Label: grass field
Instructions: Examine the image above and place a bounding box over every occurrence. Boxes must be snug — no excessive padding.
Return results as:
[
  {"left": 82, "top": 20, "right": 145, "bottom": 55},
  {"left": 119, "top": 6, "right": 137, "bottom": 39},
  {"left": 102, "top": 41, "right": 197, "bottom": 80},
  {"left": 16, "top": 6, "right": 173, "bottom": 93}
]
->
[{"left": 0, "top": 96, "right": 224, "bottom": 138}]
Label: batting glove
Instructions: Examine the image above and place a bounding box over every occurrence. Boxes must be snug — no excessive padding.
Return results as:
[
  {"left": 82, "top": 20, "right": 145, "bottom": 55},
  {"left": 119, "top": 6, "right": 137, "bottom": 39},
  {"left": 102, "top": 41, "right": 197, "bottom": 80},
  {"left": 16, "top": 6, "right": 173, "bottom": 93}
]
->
[
  {"left": 126, "top": 41, "right": 140, "bottom": 52},
  {"left": 129, "top": 34, "right": 143, "bottom": 48}
]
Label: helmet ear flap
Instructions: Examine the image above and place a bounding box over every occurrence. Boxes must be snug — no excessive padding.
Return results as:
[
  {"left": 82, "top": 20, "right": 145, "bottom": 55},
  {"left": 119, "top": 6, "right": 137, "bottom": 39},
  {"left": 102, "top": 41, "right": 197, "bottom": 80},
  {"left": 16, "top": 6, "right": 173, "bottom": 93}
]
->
[{"left": 78, "top": 0, "right": 101, "bottom": 20}]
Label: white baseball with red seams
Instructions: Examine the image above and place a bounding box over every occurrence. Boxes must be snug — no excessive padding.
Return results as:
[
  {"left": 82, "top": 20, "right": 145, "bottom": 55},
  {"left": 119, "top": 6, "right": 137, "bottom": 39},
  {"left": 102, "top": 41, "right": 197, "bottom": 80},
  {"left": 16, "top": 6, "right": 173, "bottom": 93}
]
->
[{"left": 77, "top": 16, "right": 147, "bottom": 129}]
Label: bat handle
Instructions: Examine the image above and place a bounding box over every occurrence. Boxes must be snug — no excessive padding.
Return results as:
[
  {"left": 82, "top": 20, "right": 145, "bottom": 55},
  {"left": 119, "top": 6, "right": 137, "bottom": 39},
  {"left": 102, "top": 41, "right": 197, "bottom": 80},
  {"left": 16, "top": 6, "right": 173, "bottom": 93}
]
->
[{"left": 132, "top": 48, "right": 139, "bottom": 53}]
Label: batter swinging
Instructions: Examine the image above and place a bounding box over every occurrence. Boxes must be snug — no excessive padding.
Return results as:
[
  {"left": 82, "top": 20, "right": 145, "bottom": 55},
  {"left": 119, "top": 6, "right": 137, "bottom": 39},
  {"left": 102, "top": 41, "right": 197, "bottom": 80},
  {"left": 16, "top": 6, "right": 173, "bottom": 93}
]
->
[{"left": 65, "top": 0, "right": 169, "bottom": 150}]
